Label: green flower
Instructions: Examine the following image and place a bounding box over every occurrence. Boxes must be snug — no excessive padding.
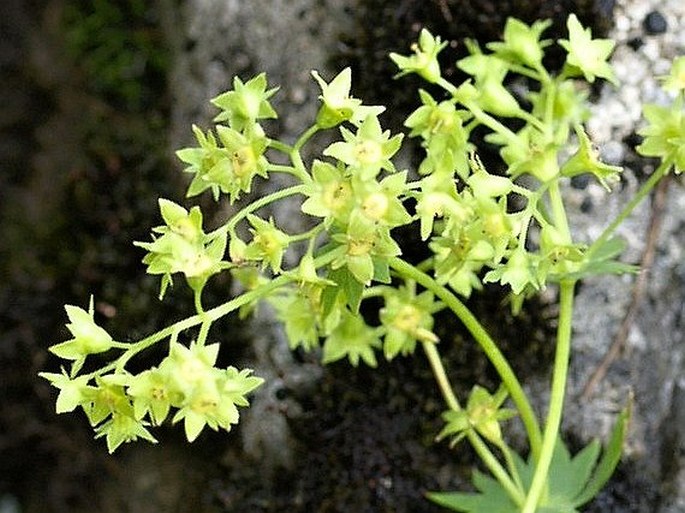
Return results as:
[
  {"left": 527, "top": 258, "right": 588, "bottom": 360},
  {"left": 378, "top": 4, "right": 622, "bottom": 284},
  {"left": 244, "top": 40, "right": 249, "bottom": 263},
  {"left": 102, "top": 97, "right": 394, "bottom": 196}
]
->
[
  {"left": 405, "top": 90, "right": 471, "bottom": 178},
  {"left": 390, "top": 28, "right": 448, "bottom": 84},
  {"left": 354, "top": 171, "right": 412, "bottom": 228},
  {"left": 156, "top": 342, "right": 263, "bottom": 443},
  {"left": 437, "top": 385, "right": 516, "bottom": 447},
  {"left": 171, "top": 365, "right": 261, "bottom": 442},
  {"left": 529, "top": 79, "right": 589, "bottom": 135},
  {"left": 135, "top": 200, "right": 228, "bottom": 298},
  {"left": 561, "top": 125, "right": 622, "bottom": 189},
  {"left": 431, "top": 229, "right": 493, "bottom": 297},
  {"left": 559, "top": 14, "right": 617, "bottom": 85},
  {"left": 324, "top": 115, "right": 403, "bottom": 180},
  {"left": 483, "top": 248, "right": 539, "bottom": 295},
  {"left": 161, "top": 341, "right": 220, "bottom": 395},
  {"left": 487, "top": 18, "right": 552, "bottom": 68},
  {"left": 322, "top": 309, "right": 381, "bottom": 367},
  {"left": 211, "top": 73, "right": 278, "bottom": 131},
  {"left": 538, "top": 224, "right": 585, "bottom": 278},
  {"left": 311, "top": 67, "right": 385, "bottom": 128},
  {"left": 662, "top": 56, "right": 685, "bottom": 94},
  {"left": 331, "top": 214, "right": 401, "bottom": 285},
  {"left": 271, "top": 288, "right": 321, "bottom": 351},
  {"left": 380, "top": 287, "right": 439, "bottom": 360},
  {"left": 48, "top": 298, "right": 113, "bottom": 361},
  {"left": 466, "top": 157, "right": 514, "bottom": 198},
  {"left": 491, "top": 125, "right": 560, "bottom": 181},
  {"left": 405, "top": 90, "right": 468, "bottom": 141},
  {"left": 84, "top": 374, "right": 134, "bottom": 427},
  {"left": 457, "top": 48, "right": 521, "bottom": 117},
  {"left": 127, "top": 367, "right": 176, "bottom": 425},
  {"left": 244, "top": 215, "right": 290, "bottom": 273},
  {"left": 39, "top": 371, "right": 93, "bottom": 413},
  {"left": 177, "top": 123, "right": 269, "bottom": 203},
  {"left": 301, "top": 160, "right": 354, "bottom": 225},
  {"left": 415, "top": 173, "right": 467, "bottom": 240},
  {"left": 94, "top": 412, "right": 157, "bottom": 454},
  {"left": 637, "top": 96, "right": 685, "bottom": 173}
]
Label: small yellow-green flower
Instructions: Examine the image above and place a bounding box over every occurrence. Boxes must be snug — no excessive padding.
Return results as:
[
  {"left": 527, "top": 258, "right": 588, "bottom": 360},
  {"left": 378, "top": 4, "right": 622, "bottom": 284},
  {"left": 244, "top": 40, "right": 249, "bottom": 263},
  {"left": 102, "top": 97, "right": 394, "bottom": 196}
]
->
[
  {"left": 559, "top": 14, "right": 617, "bottom": 85},
  {"left": 637, "top": 96, "right": 685, "bottom": 173},
  {"left": 661, "top": 56, "right": 685, "bottom": 94},
  {"left": 244, "top": 215, "right": 290, "bottom": 273},
  {"left": 324, "top": 115, "right": 403, "bottom": 180},
  {"left": 390, "top": 28, "right": 448, "bottom": 84},
  {"left": 311, "top": 67, "right": 384, "bottom": 128},
  {"left": 211, "top": 73, "right": 278, "bottom": 131},
  {"left": 48, "top": 298, "right": 113, "bottom": 360}
]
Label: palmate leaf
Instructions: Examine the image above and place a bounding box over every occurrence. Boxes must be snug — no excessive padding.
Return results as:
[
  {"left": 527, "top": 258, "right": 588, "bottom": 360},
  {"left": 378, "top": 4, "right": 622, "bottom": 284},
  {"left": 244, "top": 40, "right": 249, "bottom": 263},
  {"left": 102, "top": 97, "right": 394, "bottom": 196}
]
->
[
  {"left": 564, "top": 237, "right": 638, "bottom": 281},
  {"left": 428, "top": 400, "right": 631, "bottom": 512}
]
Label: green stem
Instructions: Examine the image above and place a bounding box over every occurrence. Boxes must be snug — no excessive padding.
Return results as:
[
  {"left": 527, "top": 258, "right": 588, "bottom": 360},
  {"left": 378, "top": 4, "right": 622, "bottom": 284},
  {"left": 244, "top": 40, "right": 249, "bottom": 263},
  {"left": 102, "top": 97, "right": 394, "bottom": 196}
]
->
[
  {"left": 586, "top": 156, "right": 672, "bottom": 260},
  {"left": 103, "top": 250, "right": 341, "bottom": 377},
  {"left": 468, "top": 431, "right": 525, "bottom": 507},
  {"left": 196, "top": 317, "right": 211, "bottom": 346},
  {"left": 390, "top": 257, "right": 543, "bottom": 459},
  {"left": 267, "top": 163, "right": 301, "bottom": 176},
  {"left": 464, "top": 101, "right": 521, "bottom": 146},
  {"left": 268, "top": 139, "right": 293, "bottom": 155},
  {"left": 288, "top": 223, "right": 325, "bottom": 243},
  {"left": 422, "top": 341, "right": 460, "bottom": 411},
  {"left": 521, "top": 279, "right": 576, "bottom": 513},
  {"left": 500, "top": 442, "right": 525, "bottom": 494},
  {"left": 223, "top": 184, "right": 308, "bottom": 234},
  {"left": 293, "top": 125, "right": 320, "bottom": 153},
  {"left": 194, "top": 288, "right": 204, "bottom": 314},
  {"left": 548, "top": 180, "right": 572, "bottom": 243},
  {"left": 422, "top": 342, "right": 525, "bottom": 506}
]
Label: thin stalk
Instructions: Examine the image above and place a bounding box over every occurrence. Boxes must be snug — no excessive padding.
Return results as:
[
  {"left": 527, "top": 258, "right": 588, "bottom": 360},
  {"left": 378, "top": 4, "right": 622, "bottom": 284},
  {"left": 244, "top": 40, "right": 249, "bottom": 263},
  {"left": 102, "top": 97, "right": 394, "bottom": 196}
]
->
[
  {"left": 422, "top": 341, "right": 460, "bottom": 411},
  {"left": 521, "top": 279, "right": 576, "bottom": 513},
  {"left": 464, "top": 102, "right": 521, "bottom": 146},
  {"left": 500, "top": 442, "right": 525, "bottom": 494},
  {"left": 268, "top": 139, "right": 293, "bottom": 155},
  {"left": 194, "top": 288, "right": 204, "bottom": 314},
  {"left": 467, "top": 431, "right": 525, "bottom": 507},
  {"left": 224, "top": 184, "right": 308, "bottom": 233},
  {"left": 547, "top": 180, "right": 572, "bottom": 243},
  {"left": 196, "top": 317, "right": 211, "bottom": 346},
  {"left": 390, "top": 257, "right": 543, "bottom": 459},
  {"left": 104, "top": 250, "right": 341, "bottom": 377},
  {"left": 586, "top": 157, "right": 672, "bottom": 260},
  {"left": 293, "top": 125, "right": 320, "bottom": 153},
  {"left": 288, "top": 223, "right": 325, "bottom": 243}
]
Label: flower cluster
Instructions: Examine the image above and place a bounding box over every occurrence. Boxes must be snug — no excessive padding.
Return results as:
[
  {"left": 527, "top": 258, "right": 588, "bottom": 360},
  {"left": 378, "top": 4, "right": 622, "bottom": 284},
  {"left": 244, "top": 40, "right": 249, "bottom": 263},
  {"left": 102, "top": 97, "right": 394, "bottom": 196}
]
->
[
  {"left": 41, "top": 19, "right": 676, "bottom": 511},
  {"left": 176, "top": 74, "right": 275, "bottom": 202},
  {"left": 135, "top": 199, "right": 228, "bottom": 298},
  {"left": 41, "top": 315, "right": 263, "bottom": 452}
]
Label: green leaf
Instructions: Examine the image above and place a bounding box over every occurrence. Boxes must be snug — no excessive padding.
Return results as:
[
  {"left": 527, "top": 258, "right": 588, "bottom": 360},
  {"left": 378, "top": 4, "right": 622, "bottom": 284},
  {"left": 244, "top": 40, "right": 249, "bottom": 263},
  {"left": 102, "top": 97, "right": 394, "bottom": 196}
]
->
[
  {"left": 429, "top": 429, "right": 629, "bottom": 513},
  {"left": 573, "top": 398, "right": 632, "bottom": 506},
  {"left": 327, "top": 266, "right": 364, "bottom": 313},
  {"left": 428, "top": 469, "right": 519, "bottom": 512},
  {"left": 566, "top": 237, "right": 639, "bottom": 280}
]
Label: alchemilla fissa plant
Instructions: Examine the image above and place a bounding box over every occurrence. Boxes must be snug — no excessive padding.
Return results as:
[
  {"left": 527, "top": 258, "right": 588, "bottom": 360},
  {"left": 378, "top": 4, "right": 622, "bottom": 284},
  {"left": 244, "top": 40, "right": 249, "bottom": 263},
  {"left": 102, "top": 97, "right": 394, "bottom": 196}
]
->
[{"left": 41, "top": 14, "right": 685, "bottom": 512}]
